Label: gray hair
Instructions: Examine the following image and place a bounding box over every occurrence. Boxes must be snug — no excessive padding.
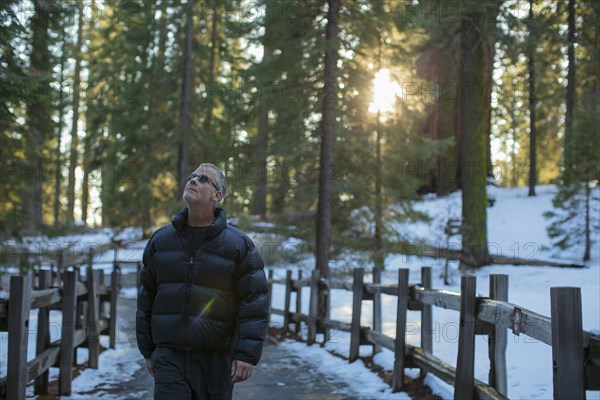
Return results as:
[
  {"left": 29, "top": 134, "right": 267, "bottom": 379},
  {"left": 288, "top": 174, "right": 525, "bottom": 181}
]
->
[{"left": 197, "top": 163, "right": 228, "bottom": 199}]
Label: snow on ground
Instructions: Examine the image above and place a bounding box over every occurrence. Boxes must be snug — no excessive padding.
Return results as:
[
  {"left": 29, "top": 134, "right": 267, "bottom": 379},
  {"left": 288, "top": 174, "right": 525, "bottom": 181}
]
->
[
  {"left": 268, "top": 185, "right": 600, "bottom": 400},
  {"left": 1, "top": 185, "right": 598, "bottom": 399},
  {"left": 280, "top": 339, "right": 411, "bottom": 399}
]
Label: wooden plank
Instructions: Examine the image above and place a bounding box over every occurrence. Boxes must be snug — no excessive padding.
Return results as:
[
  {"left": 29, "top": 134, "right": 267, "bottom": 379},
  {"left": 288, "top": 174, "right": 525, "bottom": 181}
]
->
[
  {"left": 412, "top": 286, "right": 461, "bottom": 311},
  {"left": 372, "top": 268, "right": 382, "bottom": 354},
  {"left": 455, "top": 275, "right": 477, "bottom": 400},
  {"left": 488, "top": 274, "right": 508, "bottom": 396},
  {"left": 283, "top": 270, "right": 292, "bottom": 332},
  {"left": 551, "top": 287, "right": 585, "bottom": 399},
  {"left": 477, "top": 298, "right": 553, "bottom": 346},
  {"left": 295, "top": 270, "right": 303, "bottom": 334},
  {"left": 86, "top": 268, "right": 100, "bottom": 368},
  {"left": 393, "top": 268, "right": 409, "bottom": 392},
  {"left": 292, "top": 278, "right": 311, "bottom": 289},
  {"left": 60, "top": 270, "right": 78, "bottom": 395},
  {"left": 406, "top": 345, "right": 507, "bottom": 400},
  {"left": 30, "top": 288, "right": 62, "bottom": 309},
  {"left": 321, "top": 318, "right": 352, "bottom": 333},
  {"left": 307, "top": 270, "right": 319, "bottom": 345},
  {"left": 364, "top": 282, "right": 398, "bottom": 296},
  {"left": 349, "top": 268, "right": 364, "bottom": 363},
  {"left": 6, "top": 275, "right": 32, "bottom": 400},
  {"left": 109, "top": 263, "right": 119, "bottom": 349},
  {"left": 34, "top": 269, "right": 52, "bottom": 395},
  {"left": 328, "top": 278, "right": 353, "bottom": 291},
  {"left": 364, "top": 328, "right": 394, "bottom": 351},
  {"left": 289, "top": 312, "right": 308, "bottom": 324},
  {"left": 27, "top": 345, "right": 60, "bottom": 383}
]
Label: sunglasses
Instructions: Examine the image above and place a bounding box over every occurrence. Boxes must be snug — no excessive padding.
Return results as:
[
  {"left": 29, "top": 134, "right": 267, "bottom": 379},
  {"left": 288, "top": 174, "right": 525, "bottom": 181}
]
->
[{"left": 186, "top": 173, "right": 220, "bottom": 192}]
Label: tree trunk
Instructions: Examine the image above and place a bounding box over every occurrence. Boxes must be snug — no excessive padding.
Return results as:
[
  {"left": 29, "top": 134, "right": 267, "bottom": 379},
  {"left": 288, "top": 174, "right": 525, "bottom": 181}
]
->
[
  {"left": 458, "top": 4, "right": 489, "bottom": 269},
  {"left": 177, "top": 1, "right": 193, "bottom": 199},
  {"left": 67, "top": 0, "right": 84, "bottom": 224},
  {"left": 203, "top": 2, "right": 220, "bottom": 136},
  {"left": 54, "top": 27, "right": 67, "bottom": 226},
  {"left": 81, "top": 0, "right": 98, "bottom": 226},
  {"left": 528, "top": 0, "right": 537, "bottom": 196},
  {"left": 583, "top": 182, "right": 590, "bottom": 261},
  {"left": 251, "top": 11, "right": 274, "bottom": 217},
  {"left": 437, "top": 52, "right": 460, "bottom": 195},
  {"left": 315, "top": 0, "right": 339, "bottom": 279},
  {"left": 25, "top": 0, "right": 53, "bottom": 233},
  {"left": 564, "top": 0, "right": 576, "bottom": 174}
]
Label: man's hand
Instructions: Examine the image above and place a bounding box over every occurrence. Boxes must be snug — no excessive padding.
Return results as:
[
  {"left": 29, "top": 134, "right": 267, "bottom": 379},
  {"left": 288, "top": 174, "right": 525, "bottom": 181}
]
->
[
  {"left": 231, "top": 359, "right": 253, "bottom": 383},
  {"left": 144, "top": 358, "right": 155, "bottom": 377}
]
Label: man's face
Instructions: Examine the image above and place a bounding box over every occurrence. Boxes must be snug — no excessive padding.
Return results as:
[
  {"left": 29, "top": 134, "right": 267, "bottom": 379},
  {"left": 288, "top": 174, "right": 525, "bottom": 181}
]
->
[{"left": 182, "top": 167, "right": 221, "bottom": 207}]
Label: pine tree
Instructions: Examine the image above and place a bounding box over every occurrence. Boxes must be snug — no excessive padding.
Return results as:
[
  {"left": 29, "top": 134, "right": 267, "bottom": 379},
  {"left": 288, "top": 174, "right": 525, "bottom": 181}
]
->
[{"left": 546, "top": 0, "right": 600, "bottom": 261}]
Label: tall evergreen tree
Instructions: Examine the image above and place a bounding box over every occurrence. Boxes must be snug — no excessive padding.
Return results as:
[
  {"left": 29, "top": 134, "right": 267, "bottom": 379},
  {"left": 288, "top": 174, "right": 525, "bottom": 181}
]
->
[
  {"left": 315, "top": 0, "right": 340, "bottom": 278},
  {"left": 458, "top": 1, "right": 491, "bottom": 269},
  {"left": 24, "top": 0, "right": 55, "bottom": 232},
  {"left": 527, "top": 0, "right": 538, "bottom": 196},
  {"left": 67, "top": 0, "right": 84, "bottom": 224}
]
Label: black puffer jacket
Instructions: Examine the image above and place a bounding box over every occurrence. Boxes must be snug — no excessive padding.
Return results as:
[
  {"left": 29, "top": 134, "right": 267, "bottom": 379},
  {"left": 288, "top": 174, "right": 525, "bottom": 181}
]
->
[{"left": 136, "top": 207, "right": 269, "bottom": 365}]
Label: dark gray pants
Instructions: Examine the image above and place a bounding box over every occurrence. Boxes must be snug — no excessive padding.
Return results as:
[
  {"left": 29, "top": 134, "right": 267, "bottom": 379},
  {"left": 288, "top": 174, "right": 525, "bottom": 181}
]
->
[{"left": 152, "top": 347, "right": 234, "bottom": 400}]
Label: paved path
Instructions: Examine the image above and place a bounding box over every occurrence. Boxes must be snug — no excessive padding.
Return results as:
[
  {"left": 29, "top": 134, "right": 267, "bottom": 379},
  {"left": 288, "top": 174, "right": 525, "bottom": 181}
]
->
[{"left": 74, "top": 291, "right": 354, "bottom": 399}]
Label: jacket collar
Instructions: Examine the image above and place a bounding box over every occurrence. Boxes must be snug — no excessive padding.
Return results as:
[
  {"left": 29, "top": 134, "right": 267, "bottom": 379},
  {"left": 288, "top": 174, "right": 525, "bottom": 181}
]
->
[{"left": 171, "top": 207, "right": 227, "bottom": 240}]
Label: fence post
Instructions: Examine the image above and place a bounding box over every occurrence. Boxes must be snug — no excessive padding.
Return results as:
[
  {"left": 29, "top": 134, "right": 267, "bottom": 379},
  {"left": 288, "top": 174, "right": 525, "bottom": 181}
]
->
[
  {"left": 296, "top": 270, "right": 303, "bottom": 334},
  {"left": 551, "top": 287, "right": 585, "bottom": 400},
  {"left": 6, "top": 275, "right": 32, "bottom": 400},
  {"left": 393, "top": 268, "right": 409, "bottom": 392},
  {"left": 110, "top": 262, "right": 119, "bottom": 349},
  {"left": 283, "top": 270, "right": 292, "bottom": 332},
  {"left": 489, "top": 274, "right": 508, "bottom": 395},
  {"left": 60, "top": 269, "right": 78, "bottom": 395},
  {"left": 455, "top": 275, "right": 477, "bottom": 400},
  {"left": 87, "top": 267, "right": 100, "bottom": 368},
  {"left": 420, "top": 266, "right": 433, "bottom": 379},
  {"left": 373, "top": 267, "right": 382, "bottom": 354},
  {"left": 267, "top": 269, "right": 274, "bottom": 325},
  {"left": 349, "top": 268, "right": 365, "bottom": 363},
  {"left": 307, "top": 270, "right": 320, "bottom": 345},
  {"left": 34, "top": 269, "right": 52, "bottom": 395}
]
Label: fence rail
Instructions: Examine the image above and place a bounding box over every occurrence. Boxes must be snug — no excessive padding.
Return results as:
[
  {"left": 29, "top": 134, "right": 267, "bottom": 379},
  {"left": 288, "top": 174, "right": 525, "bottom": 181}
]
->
[
  {"left": 0, "top": 257, "right": 121, "bottom": 400},
  {"left": 268, "top": 267, "right": 600, "bottom": 400}
]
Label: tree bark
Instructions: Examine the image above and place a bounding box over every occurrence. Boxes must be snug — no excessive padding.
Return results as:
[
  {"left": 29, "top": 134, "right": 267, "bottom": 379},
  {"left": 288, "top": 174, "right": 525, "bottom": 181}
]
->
[
  {"left": 251, "top": 8, "right": 274, "bottom": 218},
  {"left": 315, "top": 0, "right": 339, "bottom": 279},
  {"left": 203, "top": 2, "right": 220, "bottom": 135},
  {"left": 583, "top": 182, "right": 590, "bottom": 261},
  {"left": 528, "top": 0, "right": 537, "bottom": 196},
  {"left": 458, "top": 3, "right": 489, "bottom": 269},
  {"left": 177, "top": 0, "right": 194, "bottom": 199},
  {"left": 53, "top": 27, "right": 67, "bottom": 226},
  {"left": 25, "top": 0, "right": 53, "bottom": 233},
  {"left": 564, "top": 0, "right": 576, "bottom": 174},
  {"left": 437, "top": 51, "right": 460, "bottom": 195},
  {"left": 81, "top": 0, "right": 99, "bottom": 225},
  {"left": 67, "top": 0, "right": 84, "bottom": 224}
]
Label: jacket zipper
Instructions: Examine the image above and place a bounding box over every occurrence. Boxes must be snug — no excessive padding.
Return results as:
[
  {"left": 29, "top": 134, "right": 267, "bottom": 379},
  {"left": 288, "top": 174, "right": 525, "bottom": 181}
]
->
[{"left": 178, "top": 234, "right": 193, "bottom": 350}]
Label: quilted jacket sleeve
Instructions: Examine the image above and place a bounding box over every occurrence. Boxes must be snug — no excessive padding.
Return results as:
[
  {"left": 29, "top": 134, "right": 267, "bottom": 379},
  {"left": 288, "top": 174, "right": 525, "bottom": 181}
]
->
[
  {"left": 136, "top": 232, "right": 158, "bottom": 358},
  {"left": 233, "top": 237, "right": 269, "bottom": 365}
]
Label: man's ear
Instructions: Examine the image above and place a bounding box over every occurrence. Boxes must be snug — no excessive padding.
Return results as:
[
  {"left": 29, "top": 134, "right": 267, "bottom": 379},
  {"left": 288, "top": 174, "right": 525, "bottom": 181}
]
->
[{"left": 214, "top": 191, "right": 224, "bottom": 202}]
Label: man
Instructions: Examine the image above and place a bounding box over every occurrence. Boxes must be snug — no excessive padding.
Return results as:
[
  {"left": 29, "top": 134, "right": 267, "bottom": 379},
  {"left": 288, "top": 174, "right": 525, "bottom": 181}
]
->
[{"left": 136, "top": 163, "right": 269, "bottom": 399}]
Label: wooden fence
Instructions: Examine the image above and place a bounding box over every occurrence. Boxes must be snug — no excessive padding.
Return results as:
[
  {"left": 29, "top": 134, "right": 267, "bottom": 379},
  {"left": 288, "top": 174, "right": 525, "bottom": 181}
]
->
[
  {"left": 268, "top": 267, "right": 600, "bottom": 400},
  {"left": 0, "top": 259, "right": 121, "bottom": 400}
]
